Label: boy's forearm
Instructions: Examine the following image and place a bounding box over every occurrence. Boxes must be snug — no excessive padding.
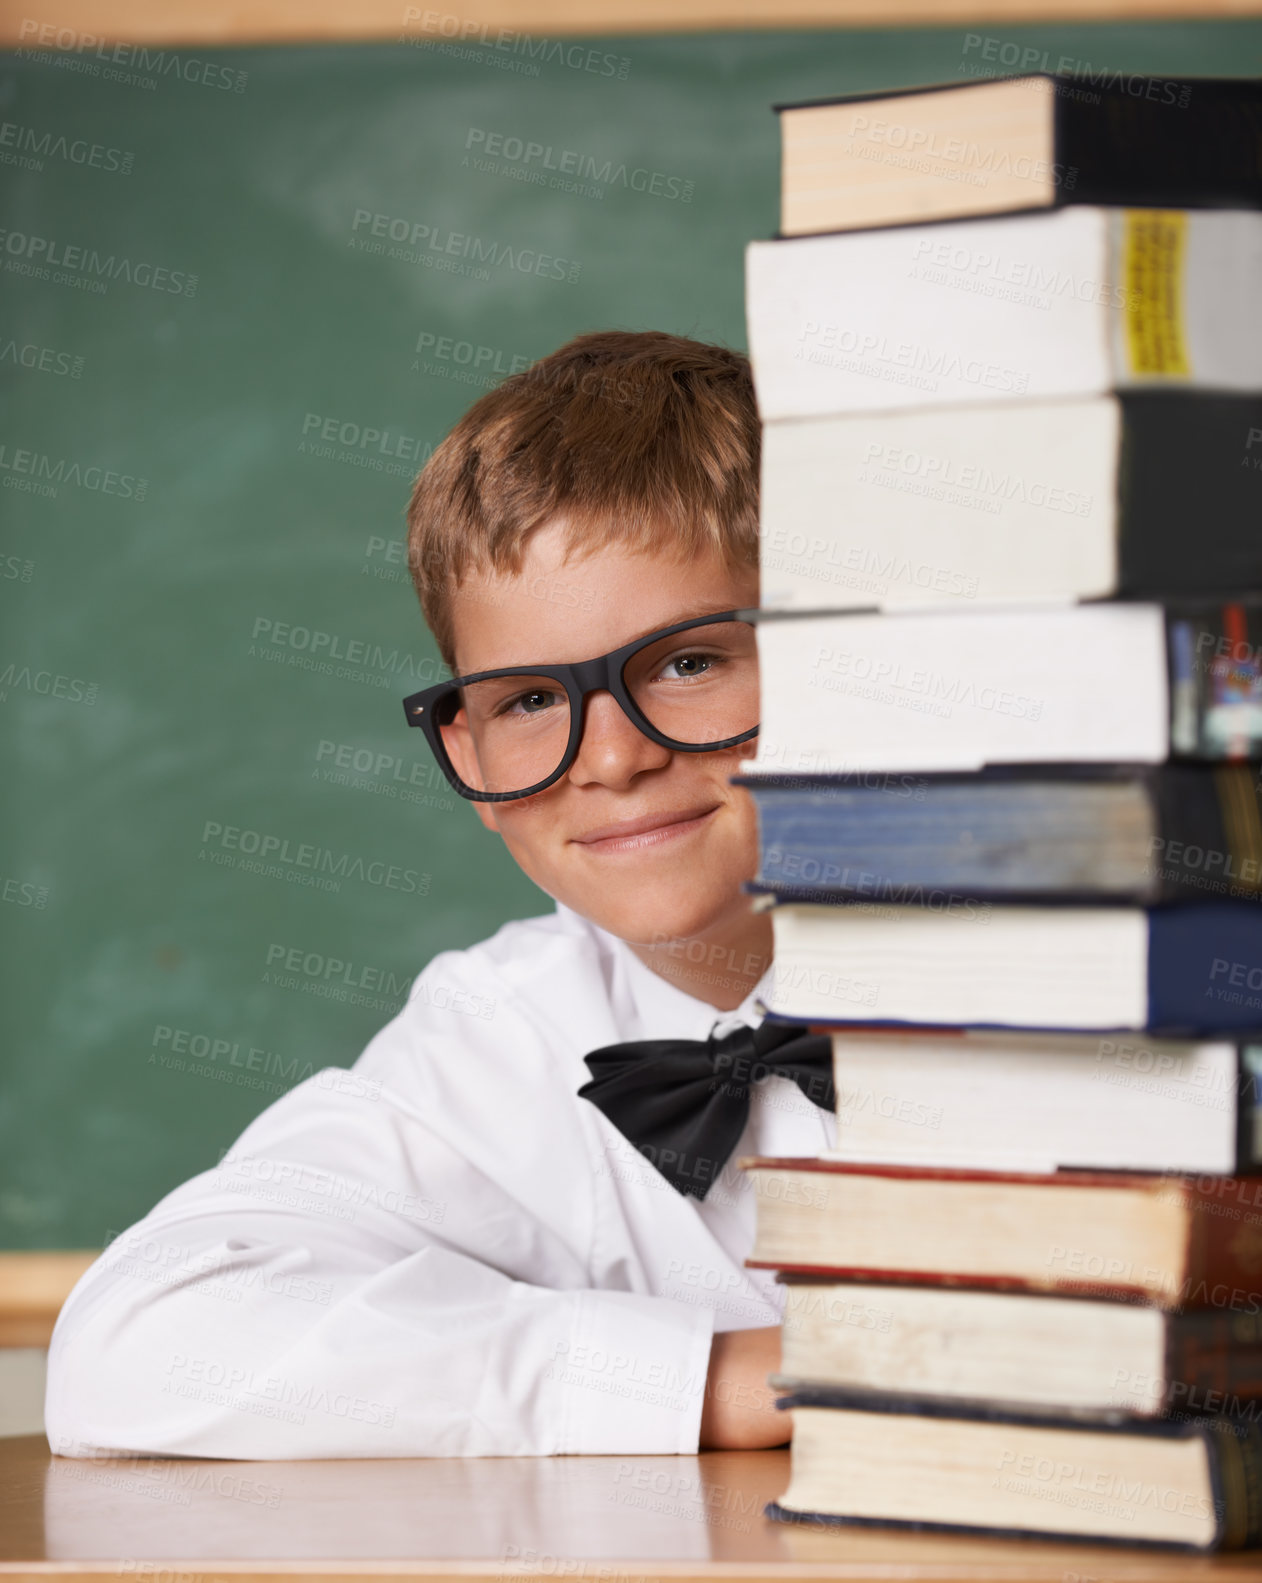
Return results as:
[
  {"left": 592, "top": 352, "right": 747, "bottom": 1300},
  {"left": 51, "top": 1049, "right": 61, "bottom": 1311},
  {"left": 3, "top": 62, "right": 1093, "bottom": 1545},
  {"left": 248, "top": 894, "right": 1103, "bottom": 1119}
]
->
[
  {"left": 46, "top": 1203, "right": 723, "bottom": 1460},
  {"left": 698, "top": 1325, "right": 790, "bottom": 1450}
]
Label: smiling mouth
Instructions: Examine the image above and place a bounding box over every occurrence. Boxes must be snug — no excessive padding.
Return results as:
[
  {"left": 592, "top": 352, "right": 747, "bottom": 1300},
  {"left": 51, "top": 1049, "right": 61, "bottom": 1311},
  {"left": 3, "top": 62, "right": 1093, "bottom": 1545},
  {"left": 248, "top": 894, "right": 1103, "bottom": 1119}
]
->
[{"left": 572, "top": 806, "right": 721, "bottom": 852}]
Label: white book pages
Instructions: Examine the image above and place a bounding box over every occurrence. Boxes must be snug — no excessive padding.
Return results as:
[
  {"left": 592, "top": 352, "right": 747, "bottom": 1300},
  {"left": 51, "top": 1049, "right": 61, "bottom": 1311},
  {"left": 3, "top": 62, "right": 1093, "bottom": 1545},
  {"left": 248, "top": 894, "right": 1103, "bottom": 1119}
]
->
[
  {"left": 751, "top": 603, "right": 1169, "bottom": 773},
  {"left": 824, "top": 1031, "right": 1239, "bottom": 1174},
  {"left": 759, "top": 397, "right": 1119, "bottom": 611},
  {"left": 765, "top": 904, "right": 1150, "bottom": 1030},
  {"left": 778, "top": 79, "right": 1054, "bottom": 236},
  {"left": 747, "top": 207, "right": 1113, "bottom": 419}
]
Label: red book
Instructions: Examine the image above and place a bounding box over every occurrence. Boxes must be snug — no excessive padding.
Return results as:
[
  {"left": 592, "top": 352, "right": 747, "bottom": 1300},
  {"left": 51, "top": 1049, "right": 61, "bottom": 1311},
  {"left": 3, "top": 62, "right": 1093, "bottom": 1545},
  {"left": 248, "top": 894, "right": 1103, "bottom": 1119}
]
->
[{"left": 739, "top": 1155, "right": 1262, "bottom": 1310}]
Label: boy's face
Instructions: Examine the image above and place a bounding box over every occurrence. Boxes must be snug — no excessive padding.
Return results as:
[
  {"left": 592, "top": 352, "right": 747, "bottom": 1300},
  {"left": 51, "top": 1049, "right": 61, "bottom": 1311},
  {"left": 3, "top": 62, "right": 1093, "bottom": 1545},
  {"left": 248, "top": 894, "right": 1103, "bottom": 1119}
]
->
[{"left": 443, "top": 520, "right": 761, "bottom": 950}]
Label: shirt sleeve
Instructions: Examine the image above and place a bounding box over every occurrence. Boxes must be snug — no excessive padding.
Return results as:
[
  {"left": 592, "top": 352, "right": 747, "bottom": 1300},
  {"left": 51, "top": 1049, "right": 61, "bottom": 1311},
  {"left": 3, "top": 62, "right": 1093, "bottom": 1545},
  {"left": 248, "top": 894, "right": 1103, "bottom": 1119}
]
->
[{"left": 43, "top": 1065, "right": 716, "bottom": 1460}]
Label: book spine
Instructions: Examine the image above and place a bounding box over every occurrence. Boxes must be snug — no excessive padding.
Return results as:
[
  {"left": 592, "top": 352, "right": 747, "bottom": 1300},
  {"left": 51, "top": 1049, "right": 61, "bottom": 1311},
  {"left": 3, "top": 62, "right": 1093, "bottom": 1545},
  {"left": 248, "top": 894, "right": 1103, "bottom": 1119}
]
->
[
  {"left": 1165, "top": 1312, "right": 1262, "bottom": 1421},
  {"left": 1179, "top": 1173, "right": 1262, "bottom": 1313},
  {"left": 1240, "top": 1053, "right": 1262, "bottom": 1172},
  {"left": 1117, "top": 395, "right": 1262, "bottom": 600},
  {"left": 1056, "top": 78, "right": 1262, "bottom": 209},
  {"left": 1166, "top": 602, "right": 1262, "bottom": 762},
  {"left": 1173, "top": 1323, "right": 1262, "bottom": 1419},
  {"left": 1148, "top": 905, "right": 1262, "bottom": 1033},
  {"left": 1152, "top": 765, "right": 1262, "bottom": 904},
  {"left": 1207, "top": 1419, "right": 1262, "bottom": 1548}
]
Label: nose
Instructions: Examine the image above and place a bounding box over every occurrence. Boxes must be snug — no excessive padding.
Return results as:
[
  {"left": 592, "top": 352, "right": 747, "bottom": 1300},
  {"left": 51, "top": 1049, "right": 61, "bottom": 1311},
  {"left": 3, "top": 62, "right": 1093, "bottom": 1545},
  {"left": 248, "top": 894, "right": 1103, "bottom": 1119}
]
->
[{"left": 565, "top": 689, "right": 672, "bottom": 789}]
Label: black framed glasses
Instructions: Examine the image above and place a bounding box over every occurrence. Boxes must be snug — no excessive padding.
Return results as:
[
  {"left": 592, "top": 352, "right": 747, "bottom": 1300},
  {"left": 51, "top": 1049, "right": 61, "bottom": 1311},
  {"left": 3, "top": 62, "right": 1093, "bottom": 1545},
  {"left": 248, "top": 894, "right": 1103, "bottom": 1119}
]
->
[{"left": 402, "top": 608, "right": 760, "bottom": 803}]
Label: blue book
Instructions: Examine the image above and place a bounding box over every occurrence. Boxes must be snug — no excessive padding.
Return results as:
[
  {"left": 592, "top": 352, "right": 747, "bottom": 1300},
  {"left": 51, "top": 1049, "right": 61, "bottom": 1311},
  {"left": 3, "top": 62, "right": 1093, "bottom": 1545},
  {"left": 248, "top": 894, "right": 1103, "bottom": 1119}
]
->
[{"left": 734, "top": 765, "right": 1262, "bottom": 905}]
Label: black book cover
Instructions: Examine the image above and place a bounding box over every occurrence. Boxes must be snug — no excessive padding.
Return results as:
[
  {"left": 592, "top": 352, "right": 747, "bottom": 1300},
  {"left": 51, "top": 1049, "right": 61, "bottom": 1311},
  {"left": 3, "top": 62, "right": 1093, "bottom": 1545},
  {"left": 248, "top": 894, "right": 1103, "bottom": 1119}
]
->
[
  {"left": 1119, "top": 394, "right": 1262, "bottom": 598},
  {"left": 1055, "top": 76, "right": 1262, "bottom": 211}
]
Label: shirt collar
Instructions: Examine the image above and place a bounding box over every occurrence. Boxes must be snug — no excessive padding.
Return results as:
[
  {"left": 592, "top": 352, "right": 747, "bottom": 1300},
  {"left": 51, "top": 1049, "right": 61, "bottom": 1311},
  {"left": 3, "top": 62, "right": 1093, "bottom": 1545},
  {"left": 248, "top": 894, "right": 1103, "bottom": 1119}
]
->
[{"left": 552, "top": 898, "right": 774, "bottom": 1041}]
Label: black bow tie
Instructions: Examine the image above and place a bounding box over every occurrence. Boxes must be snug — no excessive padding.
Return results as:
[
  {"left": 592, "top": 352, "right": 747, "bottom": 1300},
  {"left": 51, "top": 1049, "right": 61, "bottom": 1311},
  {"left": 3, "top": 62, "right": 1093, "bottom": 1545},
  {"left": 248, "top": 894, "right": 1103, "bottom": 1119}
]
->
[{"left": 577, "top": 1021, "right": 834, "bottom": 1201}]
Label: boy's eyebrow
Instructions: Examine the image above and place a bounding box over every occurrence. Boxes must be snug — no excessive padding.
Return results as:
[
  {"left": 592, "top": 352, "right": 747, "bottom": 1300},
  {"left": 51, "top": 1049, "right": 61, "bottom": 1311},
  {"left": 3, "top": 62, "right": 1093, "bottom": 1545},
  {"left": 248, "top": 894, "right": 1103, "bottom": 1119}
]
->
[
  {"left": 617, "top": 603, "right": 742, "bottom": 646},
  {"left": 463, "top": 605, "right": 746, "bottom": 676}
]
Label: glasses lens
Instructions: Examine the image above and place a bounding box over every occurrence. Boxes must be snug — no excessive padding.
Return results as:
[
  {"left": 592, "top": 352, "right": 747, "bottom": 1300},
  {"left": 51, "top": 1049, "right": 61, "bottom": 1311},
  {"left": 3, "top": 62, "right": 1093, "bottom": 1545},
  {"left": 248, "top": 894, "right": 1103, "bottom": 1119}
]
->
[
  {"left": 623, "top": 620, "right": 759, "bottom": 747},
  {"left": 438, "top": 674, "right": 571, "bottom": 797}
]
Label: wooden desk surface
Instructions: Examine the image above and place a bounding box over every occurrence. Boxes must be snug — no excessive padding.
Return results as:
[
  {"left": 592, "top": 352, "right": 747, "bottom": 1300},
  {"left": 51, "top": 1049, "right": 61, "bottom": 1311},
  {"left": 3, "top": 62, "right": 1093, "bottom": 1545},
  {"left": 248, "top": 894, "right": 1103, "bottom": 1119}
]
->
[{"left": 6, "top": 1433, "right": 1262, "bottom": 1583}]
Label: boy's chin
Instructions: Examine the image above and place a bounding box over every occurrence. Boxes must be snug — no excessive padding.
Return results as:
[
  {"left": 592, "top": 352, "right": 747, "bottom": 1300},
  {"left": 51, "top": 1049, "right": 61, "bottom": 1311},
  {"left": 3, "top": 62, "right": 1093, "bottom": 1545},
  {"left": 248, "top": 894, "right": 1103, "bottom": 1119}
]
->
[{"left": 573, "top": 875, "right": 748, "bottom": 951}]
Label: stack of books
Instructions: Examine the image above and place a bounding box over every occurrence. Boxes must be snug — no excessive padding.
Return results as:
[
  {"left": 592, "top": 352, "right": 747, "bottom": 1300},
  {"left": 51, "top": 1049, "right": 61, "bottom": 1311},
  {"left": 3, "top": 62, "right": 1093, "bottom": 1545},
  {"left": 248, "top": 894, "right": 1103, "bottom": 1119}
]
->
[{"left": 736, "top": 71, "right": 1262, "bottom": 1553}]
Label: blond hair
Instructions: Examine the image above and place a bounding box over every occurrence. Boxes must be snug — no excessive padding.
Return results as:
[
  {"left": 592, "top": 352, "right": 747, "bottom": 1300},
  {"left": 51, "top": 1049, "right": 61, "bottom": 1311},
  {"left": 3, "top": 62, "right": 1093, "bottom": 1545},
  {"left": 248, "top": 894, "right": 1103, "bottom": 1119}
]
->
[{"left": 405, "top": 328, "right": 760, "bottom": 670}]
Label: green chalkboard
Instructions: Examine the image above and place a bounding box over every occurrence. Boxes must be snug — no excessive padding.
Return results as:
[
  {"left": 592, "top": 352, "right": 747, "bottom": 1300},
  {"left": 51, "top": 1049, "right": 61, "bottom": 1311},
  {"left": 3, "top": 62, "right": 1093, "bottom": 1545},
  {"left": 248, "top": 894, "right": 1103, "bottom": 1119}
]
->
[{"left": 2, "top": 19, "right": 1260, "bottom": 1249}]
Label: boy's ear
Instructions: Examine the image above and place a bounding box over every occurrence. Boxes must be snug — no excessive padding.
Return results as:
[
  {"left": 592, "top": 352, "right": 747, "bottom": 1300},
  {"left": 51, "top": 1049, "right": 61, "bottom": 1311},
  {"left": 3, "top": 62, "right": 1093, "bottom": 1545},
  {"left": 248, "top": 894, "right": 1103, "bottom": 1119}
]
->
[{"left": 441, "top": 714, "right": 501, "bottom": 834}]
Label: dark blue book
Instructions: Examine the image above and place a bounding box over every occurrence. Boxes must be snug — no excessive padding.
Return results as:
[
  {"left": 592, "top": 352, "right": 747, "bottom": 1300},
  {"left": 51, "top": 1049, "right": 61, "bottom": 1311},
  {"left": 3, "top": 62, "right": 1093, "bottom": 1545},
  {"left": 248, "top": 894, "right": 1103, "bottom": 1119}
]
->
[{"left": 734, "top": 764, "right": 1262, "bottom": 905}]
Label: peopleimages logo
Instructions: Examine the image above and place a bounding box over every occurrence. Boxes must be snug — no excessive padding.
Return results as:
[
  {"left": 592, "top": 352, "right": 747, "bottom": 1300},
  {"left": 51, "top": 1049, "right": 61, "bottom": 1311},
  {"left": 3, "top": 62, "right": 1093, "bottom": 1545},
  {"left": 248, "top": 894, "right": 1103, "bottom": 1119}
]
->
[
  {"left": 841, "top": 111, "right": 1077, "bottom": 190},
  {"left": 0, "top": 226, "right": 199, "bottom": 296},
  {"left": 299, "top": 412, "right": 429, "bottom": 463},
  {"left": 349, "top": 209, "right": 581, "bottom": 283},
  {"left": 0, "top": 120, "right": 134, "bottom": 172},
  {"left": 464, "top": 128, "right": 693, "bottom": 202},
  {"left": 958, "top": 36, "right": 1193, "bottom": 108},
  {"left": 248, "top": 616, "right": 449, "bottom": 689},
  {"left": 0, "top": 441, "right": 147, "bottom": 499},
  {"left": 859, "top": 442, "right": 1094, "bottom": 518},
  {"left": 0, "top": 338, "right": 84, "bottom": 378},
  {"left": 796, "top": 321, "right": 1030, "bottom": 396},
  {"left": 16, "top": 19, "right": 249, "bottom": 90},
  {"left": 400, "top": 7, "right": 630, "bottom": 79},
  {"left": 199, "top": 820, "right": 431, "bottom": 896}
]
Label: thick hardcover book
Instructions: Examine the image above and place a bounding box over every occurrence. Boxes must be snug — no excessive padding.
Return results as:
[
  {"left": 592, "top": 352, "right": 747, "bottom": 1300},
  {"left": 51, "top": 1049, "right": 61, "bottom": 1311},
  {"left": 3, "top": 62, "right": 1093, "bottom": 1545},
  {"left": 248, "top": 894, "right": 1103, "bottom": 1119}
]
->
[
  {"left": 755, "top": 395, "right": 1262, "bottom": 610},
  {"left": 732, "top": 766, "right": 1262, "bottom": 904},
  {"left": 745, "top": 600, "right": 1262, "bottom": 774},
  {"left": 775, "top": 74, "right": 1262, "bottom": 236},
  {"left": 773, "top": 1279, "right": 1262, "bottom": 1419},
  {"left": 738, "top": 1156, "right": 1262, "bottom": 1307},
  {"left": 815, "top": 1027, "right": 1261, "bottom": 1175},
  {"left": 760, "top": 898, "right": 1262, "bottom": 1033},
  {"left": 764, "top": 1387, "right": 1262, "bottom": 1550},
  {"left": 748, "top": 210, "right": 1262, "bottom": 422}
]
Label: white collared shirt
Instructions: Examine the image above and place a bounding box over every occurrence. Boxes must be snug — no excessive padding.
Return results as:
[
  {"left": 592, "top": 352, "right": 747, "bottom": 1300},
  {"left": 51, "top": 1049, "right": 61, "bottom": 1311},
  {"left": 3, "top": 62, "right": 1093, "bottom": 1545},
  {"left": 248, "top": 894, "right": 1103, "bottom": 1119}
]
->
[{"left": 44, "top": 900, "right": 835, "bottom": 1460}]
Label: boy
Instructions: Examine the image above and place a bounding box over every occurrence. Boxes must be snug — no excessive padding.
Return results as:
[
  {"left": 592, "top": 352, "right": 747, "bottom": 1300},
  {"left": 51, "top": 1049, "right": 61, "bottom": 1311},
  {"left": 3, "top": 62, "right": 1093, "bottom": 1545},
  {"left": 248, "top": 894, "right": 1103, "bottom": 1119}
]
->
[{"left": 44, "top": 330, "right": 838, "bottom": 1459}]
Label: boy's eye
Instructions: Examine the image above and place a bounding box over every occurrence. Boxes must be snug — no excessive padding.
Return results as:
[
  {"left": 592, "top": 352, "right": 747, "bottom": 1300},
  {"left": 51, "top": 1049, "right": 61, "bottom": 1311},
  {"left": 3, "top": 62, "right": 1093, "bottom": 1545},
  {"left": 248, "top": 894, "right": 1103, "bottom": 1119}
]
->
[
  {"left": 657, "top": 649, "right": 719, "bottom": 681},
  {"left": 497, "top": 688, "right": 561, "bottom": 717}
]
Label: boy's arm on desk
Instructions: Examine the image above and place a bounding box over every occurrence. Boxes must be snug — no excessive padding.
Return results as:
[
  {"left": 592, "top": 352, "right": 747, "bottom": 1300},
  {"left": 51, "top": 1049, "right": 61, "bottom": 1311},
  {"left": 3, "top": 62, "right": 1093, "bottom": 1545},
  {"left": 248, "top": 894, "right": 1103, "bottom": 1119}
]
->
[
  {"left": 701, "top": 1326, "right": 789, "bottom": 1451},
  {"left": 43, "top": 1061, "right": 720, "bottom": 1461}
]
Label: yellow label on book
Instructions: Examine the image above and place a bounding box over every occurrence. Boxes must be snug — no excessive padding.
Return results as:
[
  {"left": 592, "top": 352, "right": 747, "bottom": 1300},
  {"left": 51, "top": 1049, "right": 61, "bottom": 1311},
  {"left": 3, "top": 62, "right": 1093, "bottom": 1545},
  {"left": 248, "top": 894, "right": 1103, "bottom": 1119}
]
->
[{"left": 1122, "top": 210, "right": 1190, "bottom": 378}]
